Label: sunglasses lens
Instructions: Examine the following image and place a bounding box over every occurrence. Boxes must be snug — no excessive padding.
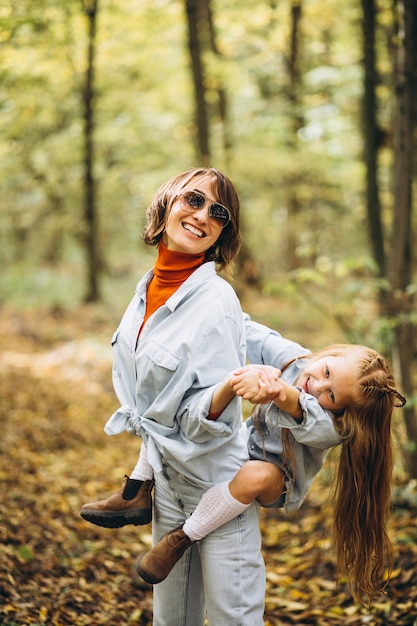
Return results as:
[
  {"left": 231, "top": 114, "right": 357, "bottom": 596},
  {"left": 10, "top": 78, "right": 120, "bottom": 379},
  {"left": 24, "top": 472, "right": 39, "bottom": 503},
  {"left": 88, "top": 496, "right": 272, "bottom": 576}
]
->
[
  {"left": 183, "top": 191, "right": 205, "bottom": 209},
  {"left": 209, "top": 204, "right": 229, "bottom": 224}
]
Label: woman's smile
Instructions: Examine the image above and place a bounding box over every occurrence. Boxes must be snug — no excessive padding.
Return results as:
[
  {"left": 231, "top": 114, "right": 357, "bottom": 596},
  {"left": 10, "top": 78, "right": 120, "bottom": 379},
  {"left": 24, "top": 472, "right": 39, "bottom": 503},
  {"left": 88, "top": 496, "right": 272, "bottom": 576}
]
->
[{"left": 182, "top": 221, "right": 205, "bottom": 238}]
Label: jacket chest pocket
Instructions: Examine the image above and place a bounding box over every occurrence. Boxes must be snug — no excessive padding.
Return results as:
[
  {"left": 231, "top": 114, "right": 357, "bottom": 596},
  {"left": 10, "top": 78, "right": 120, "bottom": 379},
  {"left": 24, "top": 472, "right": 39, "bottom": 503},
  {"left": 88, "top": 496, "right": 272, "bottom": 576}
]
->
[{"left": 138, "top": 341, "right": 180, "bottom": 393}]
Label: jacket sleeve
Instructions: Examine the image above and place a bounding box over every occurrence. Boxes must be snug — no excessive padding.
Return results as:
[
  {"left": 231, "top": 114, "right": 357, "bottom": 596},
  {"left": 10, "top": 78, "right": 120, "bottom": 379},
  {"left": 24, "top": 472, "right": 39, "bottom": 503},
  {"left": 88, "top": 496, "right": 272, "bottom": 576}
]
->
[
  {"left": 265, "top": 389, "right": 341, "bottom": 449},
  {"left": 244, "top": 313, "right": 310, "bottom": 368},
  {"left": 175, "top": 314, "right": 246, "bottom": 443}
]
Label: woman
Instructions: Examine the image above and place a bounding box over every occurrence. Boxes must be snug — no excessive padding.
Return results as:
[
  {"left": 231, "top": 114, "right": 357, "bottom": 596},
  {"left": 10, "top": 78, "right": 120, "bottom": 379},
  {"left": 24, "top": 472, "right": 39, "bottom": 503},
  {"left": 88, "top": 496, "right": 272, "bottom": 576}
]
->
[{"left": 82, "top": 168, "right": 265, "bottom": 625}]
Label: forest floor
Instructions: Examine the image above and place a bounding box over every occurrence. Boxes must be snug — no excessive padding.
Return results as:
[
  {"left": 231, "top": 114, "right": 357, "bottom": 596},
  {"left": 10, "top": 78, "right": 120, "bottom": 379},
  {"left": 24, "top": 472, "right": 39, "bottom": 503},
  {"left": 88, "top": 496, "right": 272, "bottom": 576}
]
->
[{"left": 0, "top": 303, "right": 416, "bottom": 626}]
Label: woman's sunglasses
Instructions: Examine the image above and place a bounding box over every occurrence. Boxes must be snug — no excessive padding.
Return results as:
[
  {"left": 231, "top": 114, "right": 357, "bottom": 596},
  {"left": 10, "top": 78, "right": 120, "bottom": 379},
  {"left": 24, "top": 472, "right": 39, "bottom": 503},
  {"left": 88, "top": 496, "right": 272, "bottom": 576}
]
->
[{"left": 180, "top": 190, "right": 231, "bottom": 228}]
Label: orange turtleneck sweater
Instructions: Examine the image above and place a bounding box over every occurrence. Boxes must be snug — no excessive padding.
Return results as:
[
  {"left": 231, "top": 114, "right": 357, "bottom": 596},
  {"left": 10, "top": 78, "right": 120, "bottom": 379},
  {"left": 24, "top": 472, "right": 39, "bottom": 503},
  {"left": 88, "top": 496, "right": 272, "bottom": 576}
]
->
[
  {"left": 140, "top": 241, "right": 221, "bottom": 420},
  {"left": 141, "top": 240, "right": 205, "bottom": 331}
]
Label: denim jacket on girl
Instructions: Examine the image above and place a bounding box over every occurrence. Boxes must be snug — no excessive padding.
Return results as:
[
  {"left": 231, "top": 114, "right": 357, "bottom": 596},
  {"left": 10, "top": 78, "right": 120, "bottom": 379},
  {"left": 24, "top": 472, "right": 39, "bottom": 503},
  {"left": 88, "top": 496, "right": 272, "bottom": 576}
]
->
[{"left": 244, "top": 316, "right": 341, "bottom": 512}]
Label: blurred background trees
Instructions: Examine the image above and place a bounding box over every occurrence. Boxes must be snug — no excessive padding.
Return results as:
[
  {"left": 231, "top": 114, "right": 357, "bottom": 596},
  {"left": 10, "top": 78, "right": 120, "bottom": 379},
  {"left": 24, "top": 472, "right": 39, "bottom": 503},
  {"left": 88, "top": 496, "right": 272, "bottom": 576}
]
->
[{"left": 1, "top": 0, "right": 416, "bottom": 475}]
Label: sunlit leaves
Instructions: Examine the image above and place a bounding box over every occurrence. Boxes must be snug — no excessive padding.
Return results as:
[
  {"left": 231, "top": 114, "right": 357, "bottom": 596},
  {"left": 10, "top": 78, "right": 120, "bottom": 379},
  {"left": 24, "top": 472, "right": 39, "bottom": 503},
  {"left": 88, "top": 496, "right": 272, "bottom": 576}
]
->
[{"left": 1, "top": 0, "right": 383, "bottom": 300}]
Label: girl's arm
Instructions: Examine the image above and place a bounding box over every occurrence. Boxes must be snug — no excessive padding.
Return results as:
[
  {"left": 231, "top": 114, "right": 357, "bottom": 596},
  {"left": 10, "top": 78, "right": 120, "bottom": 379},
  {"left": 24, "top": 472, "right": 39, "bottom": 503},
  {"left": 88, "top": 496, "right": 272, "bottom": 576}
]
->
[
  {"left": 207, "top": 374, "right": 236, "bottom": 419},
  {"left": 208, "top": 366, "right": 266, "bottom": 420},
  {"left": 266, "top": 376, "right": 303, "bottom": 422}
]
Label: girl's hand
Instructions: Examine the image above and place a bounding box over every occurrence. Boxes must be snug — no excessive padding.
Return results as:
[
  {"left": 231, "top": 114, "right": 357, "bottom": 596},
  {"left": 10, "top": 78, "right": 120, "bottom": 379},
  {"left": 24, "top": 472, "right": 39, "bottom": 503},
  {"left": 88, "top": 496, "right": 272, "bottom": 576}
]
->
[
  {"left": 231, "top": 365, "right": 284, "bottom": 404},
  {"left": 230, "top": 366, "right": 260, "bottom": 400}
]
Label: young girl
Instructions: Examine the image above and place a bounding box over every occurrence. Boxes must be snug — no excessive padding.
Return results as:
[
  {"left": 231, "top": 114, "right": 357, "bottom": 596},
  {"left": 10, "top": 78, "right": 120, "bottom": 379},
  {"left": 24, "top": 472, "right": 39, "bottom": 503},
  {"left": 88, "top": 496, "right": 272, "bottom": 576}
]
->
[{"left": 133, "top": 320, "right": 406, "bottom": 606}]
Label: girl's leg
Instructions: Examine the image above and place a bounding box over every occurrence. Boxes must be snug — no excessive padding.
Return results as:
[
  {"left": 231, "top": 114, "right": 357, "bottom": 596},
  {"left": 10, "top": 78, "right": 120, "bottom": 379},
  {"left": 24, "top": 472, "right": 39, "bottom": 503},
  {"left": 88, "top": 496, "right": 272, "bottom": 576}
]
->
[
  {"left": 229, "top": 459, "right": 285, "bottom": 505},
  {"left": 136, "top": 461, "right": 284, "bottom": 584},
  {"left": 183, "top": 460, "right": 284, "bottom": 541},
  {"left": 182, "top": 481, "right": 249, "bottom": 541}
]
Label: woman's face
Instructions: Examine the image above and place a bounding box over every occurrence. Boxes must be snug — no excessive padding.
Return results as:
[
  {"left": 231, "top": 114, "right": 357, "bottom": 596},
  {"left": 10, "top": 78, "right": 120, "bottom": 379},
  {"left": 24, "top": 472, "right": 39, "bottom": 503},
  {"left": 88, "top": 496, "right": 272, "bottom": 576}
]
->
[
  {"left": 297, "top": 354, "right": 359, "bottom": 412},
  {"left": 162, "top": 177, "right": 226, "bottom": 255}
]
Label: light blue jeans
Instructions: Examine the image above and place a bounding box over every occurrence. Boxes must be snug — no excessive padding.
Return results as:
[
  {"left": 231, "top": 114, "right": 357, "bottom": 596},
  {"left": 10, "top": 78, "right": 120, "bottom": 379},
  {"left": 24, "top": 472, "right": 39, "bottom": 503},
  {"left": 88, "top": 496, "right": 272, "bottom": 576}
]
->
[{"left": 151, "top": 465, "right": 265, "bottom": 626}]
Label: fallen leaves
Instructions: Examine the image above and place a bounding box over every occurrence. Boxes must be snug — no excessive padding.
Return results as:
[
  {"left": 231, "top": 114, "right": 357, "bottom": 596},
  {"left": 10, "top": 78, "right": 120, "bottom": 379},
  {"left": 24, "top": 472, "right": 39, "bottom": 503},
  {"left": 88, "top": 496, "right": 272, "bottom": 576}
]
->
[{"left": 0, "top": 306, "right": 416, "bottom": 625}]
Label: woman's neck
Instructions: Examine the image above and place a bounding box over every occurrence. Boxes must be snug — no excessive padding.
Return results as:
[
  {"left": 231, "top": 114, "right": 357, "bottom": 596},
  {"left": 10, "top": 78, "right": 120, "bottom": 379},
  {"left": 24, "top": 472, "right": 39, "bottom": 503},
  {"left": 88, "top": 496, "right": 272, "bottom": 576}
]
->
[{"left": 153, "top": 240, "right": 205, "bottom": 285}]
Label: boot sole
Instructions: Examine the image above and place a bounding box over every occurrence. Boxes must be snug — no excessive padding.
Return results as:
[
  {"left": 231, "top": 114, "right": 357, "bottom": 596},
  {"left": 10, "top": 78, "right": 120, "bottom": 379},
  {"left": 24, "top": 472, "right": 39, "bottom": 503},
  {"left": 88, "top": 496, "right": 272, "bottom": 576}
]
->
[
  {"left": 136, "top": 559, "right": 165, "bottom": 585},
  {"left": 80, "top": 509, "right": 152, "bottom": 528}
]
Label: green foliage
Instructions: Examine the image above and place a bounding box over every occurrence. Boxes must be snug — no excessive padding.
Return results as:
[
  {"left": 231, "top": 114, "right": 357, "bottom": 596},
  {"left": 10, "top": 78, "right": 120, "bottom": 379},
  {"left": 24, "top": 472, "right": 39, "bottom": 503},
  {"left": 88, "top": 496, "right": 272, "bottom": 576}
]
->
[{"left": 0, "top": 0, "right": 408, "bottom": 352}]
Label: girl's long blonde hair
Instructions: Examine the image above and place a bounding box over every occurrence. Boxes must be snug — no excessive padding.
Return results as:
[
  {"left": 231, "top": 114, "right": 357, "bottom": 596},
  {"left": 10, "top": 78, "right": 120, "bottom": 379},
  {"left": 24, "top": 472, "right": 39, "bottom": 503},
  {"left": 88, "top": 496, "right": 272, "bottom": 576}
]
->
[
  {"left": 258, "top": 344, "right": 406, "bottom": 605},
  {"left": 328, "top": 345, "right": 405, "bottom": 604}
]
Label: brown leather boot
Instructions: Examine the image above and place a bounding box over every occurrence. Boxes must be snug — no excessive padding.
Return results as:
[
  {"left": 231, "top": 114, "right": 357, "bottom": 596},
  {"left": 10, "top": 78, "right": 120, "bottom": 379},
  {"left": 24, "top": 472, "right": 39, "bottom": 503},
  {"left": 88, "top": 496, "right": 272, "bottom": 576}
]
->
[
  {"left": 136, "top": 527, "right": 194, "bottom": 584},
  {"left": 80, "top": 476, "right": 153, "bottom": 528}
]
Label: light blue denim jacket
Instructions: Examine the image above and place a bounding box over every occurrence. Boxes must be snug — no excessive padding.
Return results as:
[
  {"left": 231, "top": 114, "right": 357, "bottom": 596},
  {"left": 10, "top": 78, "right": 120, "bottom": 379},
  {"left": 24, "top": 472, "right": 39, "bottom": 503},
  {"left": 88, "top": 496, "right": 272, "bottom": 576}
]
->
[
  {"left": 105, "top": 261, "right": 249, "bottom": 487},
  {"left": 244, "top": 317, "right": 341, "bottom": 512},
  {"left": 104, "top": 266, "right": 340, "bottom": 504}
]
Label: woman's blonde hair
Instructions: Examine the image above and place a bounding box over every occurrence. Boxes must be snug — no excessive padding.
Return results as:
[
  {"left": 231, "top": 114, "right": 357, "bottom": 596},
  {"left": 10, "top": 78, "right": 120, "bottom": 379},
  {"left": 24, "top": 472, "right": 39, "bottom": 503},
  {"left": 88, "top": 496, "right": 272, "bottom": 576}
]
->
[
  {"left": 256, "top": 343, "right": 406, "bottom": 605},
  {"left": 142, "top": 167, "right": 241, "bottom": 271}
]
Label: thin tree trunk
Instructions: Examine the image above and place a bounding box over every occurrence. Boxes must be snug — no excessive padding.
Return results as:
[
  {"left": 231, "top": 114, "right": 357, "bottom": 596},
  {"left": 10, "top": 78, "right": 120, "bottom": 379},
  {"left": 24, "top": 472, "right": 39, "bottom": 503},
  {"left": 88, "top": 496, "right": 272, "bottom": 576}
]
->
[
  {"left": 390, "top": 0, "right": 417, "bottom": 477},
  {"left": 361, "top": 0, "right": 387, "bottom": 286},
  {"left": 203, "top": 0, "right": 231, "bottom": 163},
  {"left": 285, "top": 0, "right": 304, "bottom": 270},
  {"left": 199, "top": 0, "right": 260, "bottom": 287},
  {"left": 184, "top": 0, "right": 210, "bottom": 165},
  {"left": 82, "top": 0, "right": 100, "bottom": 302}
]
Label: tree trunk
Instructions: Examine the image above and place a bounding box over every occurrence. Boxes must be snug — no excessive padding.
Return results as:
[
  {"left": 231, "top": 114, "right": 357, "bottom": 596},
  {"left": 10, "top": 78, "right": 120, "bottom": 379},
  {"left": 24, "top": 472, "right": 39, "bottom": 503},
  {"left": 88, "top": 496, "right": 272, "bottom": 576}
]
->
[
  {"left": 390, "top": 0, "right": 417, "bottom": 477},
  {"left": 82, "top": 0, "right": 100, "bottom": 303},
  {"left": 184, "top": 0, "right": 210, "bottom": 165},
  {"left": 361, "top": 0, "right": 387, "bottom": 287},
  {"left": 203, "top": 0, "right": 231, "bottom": 163},
  {"left": 200, "top": 0, "right": 260, "bottom": 286},
  {"left": 285, "top": 0, "right": 304, "bottom": 271}
]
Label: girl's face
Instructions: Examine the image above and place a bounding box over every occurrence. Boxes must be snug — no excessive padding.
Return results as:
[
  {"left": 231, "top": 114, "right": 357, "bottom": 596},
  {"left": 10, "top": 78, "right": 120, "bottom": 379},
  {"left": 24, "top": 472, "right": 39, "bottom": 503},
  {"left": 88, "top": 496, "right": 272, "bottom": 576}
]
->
[
  {"left": 298, "top": 354, "right": 359, "bottom": 412},
  {"left": 162, "top": 177, "right": 225, "bottom": 255}
]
